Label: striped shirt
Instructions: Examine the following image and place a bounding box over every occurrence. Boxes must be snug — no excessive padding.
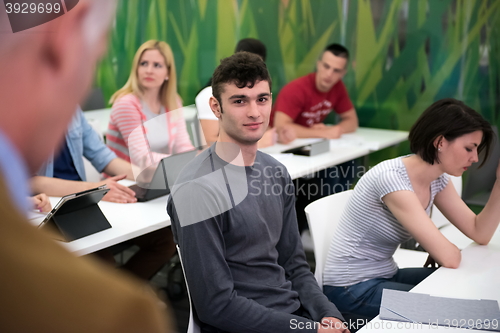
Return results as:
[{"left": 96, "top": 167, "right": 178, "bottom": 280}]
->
[
  {"left": 106, "top": 94, "right": 194, "bottom": 169},
  {"left": 323, "top": 156, "right": 449, "bottom": 287}
]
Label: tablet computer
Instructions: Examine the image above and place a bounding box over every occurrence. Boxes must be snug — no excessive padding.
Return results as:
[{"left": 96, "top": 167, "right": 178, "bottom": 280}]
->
[{"left": 39, "top": 185, "right": 111, "bottom": 242}]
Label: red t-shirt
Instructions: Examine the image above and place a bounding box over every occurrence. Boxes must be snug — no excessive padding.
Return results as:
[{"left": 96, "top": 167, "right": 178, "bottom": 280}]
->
[{"left": 272, "top": 73, "right": 353, "bottom": 127}]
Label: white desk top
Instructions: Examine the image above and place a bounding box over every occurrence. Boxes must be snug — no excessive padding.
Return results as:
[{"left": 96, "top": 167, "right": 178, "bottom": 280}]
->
[
  {"left": 349, "top": 127, "right": 408, "bottom": 151},
  {"left": 260, "top": 127, "right": 408, "bottom": 179},
  {"left": 41, "top": 127, "right": 407, "bottom": 255},
  {"left": 34, "top": 192, "right": 171, "bottom": 256},
  {"left": 358, "top": 229, "right": 500, "bottom": 332}
]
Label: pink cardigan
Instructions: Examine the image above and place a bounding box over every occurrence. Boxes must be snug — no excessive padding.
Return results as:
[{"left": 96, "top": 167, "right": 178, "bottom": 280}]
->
[{"left": 107, "top": 94, "right": 194, "bottom": 168}]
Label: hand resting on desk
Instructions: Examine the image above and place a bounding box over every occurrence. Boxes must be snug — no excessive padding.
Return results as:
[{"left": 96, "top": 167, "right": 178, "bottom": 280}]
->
[{"left": 93, "top": 175, "right": 137, "bottom": 203}]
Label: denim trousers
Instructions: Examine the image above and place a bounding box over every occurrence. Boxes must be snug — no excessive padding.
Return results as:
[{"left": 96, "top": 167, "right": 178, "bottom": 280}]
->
[{"left": 323, "top": 267, "right": 437, "bottom": 320}]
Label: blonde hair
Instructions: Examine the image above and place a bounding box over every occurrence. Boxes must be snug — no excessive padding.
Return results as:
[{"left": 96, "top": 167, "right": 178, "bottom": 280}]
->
[{"left": 110, "top": 40, "right": 179, "bottom": 110}]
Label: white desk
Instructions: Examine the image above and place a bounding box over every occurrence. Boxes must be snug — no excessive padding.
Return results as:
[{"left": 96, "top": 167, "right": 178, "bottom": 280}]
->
[
  {"left": 44, "top": 127, "right": 407, "bottom": 255},
  {"left": 358, "top": 229, "right": 500, "bottom": 332},
  {"left": 349, "top": 127, "right": 408, "bottom": 151},
  {"left": 260, "top": 127, "right": 408, "bottom": 179},
  {"left": 37, "top": 193, "right": 171, "bottom": 256}
]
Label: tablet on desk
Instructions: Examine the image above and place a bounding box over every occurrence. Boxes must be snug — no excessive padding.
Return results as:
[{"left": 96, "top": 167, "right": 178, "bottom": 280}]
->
[
  {"left": 130, "top": 149, "right": 198, "bottom": 202},
  {"left": 281, "top": 139, "right": 330, "bottom": 156},
  {"left": 39, "top": 186, "right": 111, "bottom": 242}
]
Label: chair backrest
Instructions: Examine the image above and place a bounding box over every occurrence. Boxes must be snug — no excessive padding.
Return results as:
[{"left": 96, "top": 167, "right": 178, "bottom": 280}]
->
[
  {"left": 304, "top": 190, "right": 353, "bottom": 286},
  {"left": 431, "top": 175, "right": 462, "bottom": 229},
  {"left": 176, "top": 245, "right": 201, "bottom": 333},
  {"left": 83, "top": 108, "right": 112, "bottom": 139},
  {"left": 183, "top": 105, "right": 205, "bottom": 148},
  {"left": 462, "top": 126, "right": 500, "bottom": 206}
]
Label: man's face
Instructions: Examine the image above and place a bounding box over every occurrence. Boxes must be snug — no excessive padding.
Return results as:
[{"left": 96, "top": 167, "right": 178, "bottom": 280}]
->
[
  {"left": 213, "top": 80, "right": 272, "bottom": 146},
  {"left": 315, "top": 51, "right": 348, "bottom": 93},
  {"left": 31, "top": 6, "right": 110, "bottom": 171}
]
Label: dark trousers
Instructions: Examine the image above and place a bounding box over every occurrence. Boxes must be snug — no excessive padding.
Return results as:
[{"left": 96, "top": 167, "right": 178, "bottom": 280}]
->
[
  {"left": 323, "top": 267, "right": 437, "bottom": 320},
  {"left": 94, "top": 226, "right": 176, "bottom": 280},
  {"left": 295, "top": 160, "right": 358, "bottom": 233}
]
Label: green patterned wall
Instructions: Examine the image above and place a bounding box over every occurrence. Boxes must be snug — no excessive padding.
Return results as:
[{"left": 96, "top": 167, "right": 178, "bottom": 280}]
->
[{"left": 95, "top": 0, "right": 500, "bottom": 139}]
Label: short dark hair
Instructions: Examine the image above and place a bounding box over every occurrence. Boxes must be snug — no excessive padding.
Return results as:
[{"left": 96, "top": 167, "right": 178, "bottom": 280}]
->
[
  {"left": 324, "top": 43, "right": 349, "bottom": 60},
  {"left": 235, "top": 38, "right": 267, "bottom": 61},
  {"left": 409, "top": 98, "right": 494, "bottom": 167},
  {"left": 212, "top": 51, "right": 272, "bottom": 106}
]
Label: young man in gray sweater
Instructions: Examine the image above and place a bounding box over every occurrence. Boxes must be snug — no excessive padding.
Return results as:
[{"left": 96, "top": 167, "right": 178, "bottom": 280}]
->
[{"left": 168, "top": 52, "right": 348, "bottom": 333}]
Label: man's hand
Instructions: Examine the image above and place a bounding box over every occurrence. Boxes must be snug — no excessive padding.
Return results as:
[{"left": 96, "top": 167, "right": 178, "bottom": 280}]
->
[
  {"left": 31, "top": 193, "right": 52, "bottom": 212},
  {"left": 311, "top": 123, "right": 327, "bottom": 130},
  {"left": 95, "top": 175, "right": 137, "bottom": 203},
  {"left": 311, "top": 123, "right": 342, "bottom": 139},
  {"left": 277, "top": 124, "right": 297, "bottom": 144},
  {"left": 318, "top": 317, "right": 350, "bottom": 333},
  {"left": 323, "top": 125, "right": 342, "bottom": 139}
]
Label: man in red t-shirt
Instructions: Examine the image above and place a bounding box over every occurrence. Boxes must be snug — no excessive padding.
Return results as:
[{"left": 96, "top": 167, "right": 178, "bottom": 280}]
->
[{"left": 273, "top": 43, "right": 358, "bottom": 144}]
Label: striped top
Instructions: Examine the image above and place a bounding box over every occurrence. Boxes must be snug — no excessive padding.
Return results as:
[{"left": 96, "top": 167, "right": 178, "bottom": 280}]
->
[
  {"left": 323, "top": 156, "right": 449, "bottom": 287},
  {"left": 106, "top": 94, "right": 194, "bottom": 169}
]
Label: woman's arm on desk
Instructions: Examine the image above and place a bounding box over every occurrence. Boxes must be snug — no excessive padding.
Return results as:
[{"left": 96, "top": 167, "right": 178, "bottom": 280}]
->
[
  {"left": 434, "top": 164, "right": 500, "bottom": 245},
  {"left": 384, "top": 190, "right": 462, "bottom": 269}
]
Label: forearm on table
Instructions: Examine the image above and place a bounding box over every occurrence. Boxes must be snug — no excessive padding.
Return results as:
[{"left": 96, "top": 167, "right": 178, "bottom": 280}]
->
[
  {"left": 103, "top": 158, "right": 135, "bottom": 180},
  {"left": 288, "top": 123, "right": 329, "bottom": 139},
  {"left": 474, "top": 180, "right": 500, "bottom": 244},
  {"left": 30, "top": 176, "right": 92, "bottom": 197},
  {"left": 336, "top": 109, "right": 358, "bottom": 134}
]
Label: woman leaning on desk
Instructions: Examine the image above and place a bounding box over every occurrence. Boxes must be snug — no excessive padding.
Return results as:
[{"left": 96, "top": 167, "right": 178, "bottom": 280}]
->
[
  {"left": 106, "top": 40, "right": 194, "bottom": 169},
  {"left": 323, "top": 98, "right": 499, "bottom": 320}
]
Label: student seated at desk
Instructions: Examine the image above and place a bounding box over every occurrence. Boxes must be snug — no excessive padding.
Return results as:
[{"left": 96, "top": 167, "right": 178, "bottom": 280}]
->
[
  {"left": 272, "top": 43, "right": 358, "bottom": 144},
  {"left": 272, "top": 43, "right": 359, "bottom": 234},
  {"left": 107, "top": 40, "right": 194, "bottom": 170},
  {"left": 169, "top": 52, "right": 349, "bottom": 333},
  {"left": 31, "top": 107, "right": 175, "bottom": 281},
  {"left": 323, "top": 98, "right": 500, "bottom": 320},
  {"left": 196, "top": 38, "right": 276, "bottom": 147}
]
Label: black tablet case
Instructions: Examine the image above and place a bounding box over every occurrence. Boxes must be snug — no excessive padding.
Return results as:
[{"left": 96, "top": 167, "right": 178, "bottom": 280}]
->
[{"left": 44, "top": 189, "right": 111, "bottom": 242}]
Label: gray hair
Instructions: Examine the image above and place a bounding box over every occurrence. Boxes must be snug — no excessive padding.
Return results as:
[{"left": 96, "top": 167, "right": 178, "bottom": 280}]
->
[{"left": 0, "top": 0, "right": 116, "bottom": 56}]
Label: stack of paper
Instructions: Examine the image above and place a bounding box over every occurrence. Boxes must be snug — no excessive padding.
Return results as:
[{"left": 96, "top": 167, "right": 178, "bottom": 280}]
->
[{"left": 380, "top": 289, "right": 500, "bottom": 331}]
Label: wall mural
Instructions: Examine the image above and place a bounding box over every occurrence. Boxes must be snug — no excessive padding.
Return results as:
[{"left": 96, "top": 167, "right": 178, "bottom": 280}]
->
[{"left": 95, "top": 0, "right": 500, "bottom": 160}]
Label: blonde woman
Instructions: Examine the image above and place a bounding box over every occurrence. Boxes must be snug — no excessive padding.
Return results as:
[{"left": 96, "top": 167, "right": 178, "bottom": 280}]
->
[
  {"left": 107, "top": 40, "right": 194, "bottom": 170},
  {"left": 106, "top": 40, "right": 193, "bottom": 281}
]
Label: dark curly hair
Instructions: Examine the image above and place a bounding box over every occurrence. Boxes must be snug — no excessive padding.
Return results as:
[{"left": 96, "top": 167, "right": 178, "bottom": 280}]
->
[
  {"left": 409, "top": 98, "right": 494, "bottom": 167},
  {"left": 212, "top": 51, "right": 271, "bottom": 108}
]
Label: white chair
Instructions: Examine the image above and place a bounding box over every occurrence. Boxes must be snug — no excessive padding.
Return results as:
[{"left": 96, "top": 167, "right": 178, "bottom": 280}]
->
[
  {"left": 82, "top": 108, "right": 112, "bottom": 138},
  {"left": 304, "top": 190, "right": 352, "bottom": 286},
  {"left": 176, "top": 245, "right": 201, "bottom": 333},
  {"left": 304, "top": 190, "right": 428, "bottom": 286}
]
